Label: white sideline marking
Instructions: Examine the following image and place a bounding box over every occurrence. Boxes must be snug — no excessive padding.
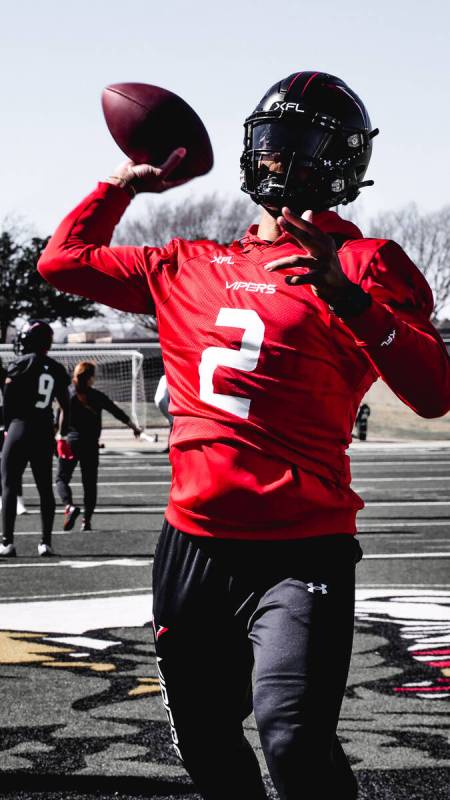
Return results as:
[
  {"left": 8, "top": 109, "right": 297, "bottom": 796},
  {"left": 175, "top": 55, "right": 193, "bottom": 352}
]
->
[
  {"left": 358, "top": 521, "right": 450, "bottom": 528},
  {"left": 350, "top": 441, "right": 450, "bottom": 449},
  {"left": 365, "top": 539, "right": 450, "bottom": 545},
  {"left": 13, "top": 529, "right": 449, "bottom": 541},
  {"left": 351, "top": 460, "right": 450, "bottom": 466},
  {"left": 22, "top": 481, "right": 170, "bottom": 488},
  {"left": 363, "top": 552, "right": 450, "bottom": 560},
  {"left": 97, "top": 465, "right": 171, "bottom": 470},
  {"left": 100, "top": 455, "right": 168, "bottom": 461},
  {"left": 358, "top": 536, "right": 450, "bottom": 543},
  {"left": 352, "top": 476, "right": 450, "bottom": 482},
  {"left": 17, "top": 502, "right": 450, "bottom": 515},
  {"left": 9, "top": 507, "right": 167, "bottom": 515},
  {"left": 1, "top": 587, "right": 151, "bottom": 602},
  {"left": 0, "top": 558, "right": 153, "bottom": 570},
  {"left": 357, "top": 585, "right": 450, "bottom": 590},
  {"left": 14, "top": 531, "right": 73, "bottom": 536},
  {"left": 24, "top": 477, "right": 449, "bottom": 488},
  {"left": 12, "top": 530, "right": 151, "bottom": 537},
  {"left": 367, "top": 501, "right": 450, "bottom": 507}
]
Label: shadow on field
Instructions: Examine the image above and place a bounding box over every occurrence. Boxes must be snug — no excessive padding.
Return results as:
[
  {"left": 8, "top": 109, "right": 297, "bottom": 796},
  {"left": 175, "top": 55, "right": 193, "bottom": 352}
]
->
[
  {"left": 1, "top": 769, "right": 450, "bottom": 799},
  {"left": 358, "top": 767, "right": 450, "bottom": 799},
  {"left": 0, "top": 772, "right": 199, "bottom": 799}
]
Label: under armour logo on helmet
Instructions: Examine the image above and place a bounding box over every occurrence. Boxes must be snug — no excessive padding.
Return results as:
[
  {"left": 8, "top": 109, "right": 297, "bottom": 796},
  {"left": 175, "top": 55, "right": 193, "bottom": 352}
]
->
[{"left": 307, "top": 583, "right": 328, "bottom": 595}]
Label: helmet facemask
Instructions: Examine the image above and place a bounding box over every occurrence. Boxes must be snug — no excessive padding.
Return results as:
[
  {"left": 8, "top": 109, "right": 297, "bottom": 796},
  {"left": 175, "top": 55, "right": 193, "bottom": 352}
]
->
[{"left": 241, "top": 108, "right": 377, "bottom": 215}]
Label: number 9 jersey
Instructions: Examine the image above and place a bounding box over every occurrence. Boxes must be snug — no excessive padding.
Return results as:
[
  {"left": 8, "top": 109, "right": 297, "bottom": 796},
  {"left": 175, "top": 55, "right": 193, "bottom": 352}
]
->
[
  {"left": 4, "top": 353, "right": 70, "bottom": 432},
  {"left": 38, "top": 182, "right": 450, "bottom": 540}
]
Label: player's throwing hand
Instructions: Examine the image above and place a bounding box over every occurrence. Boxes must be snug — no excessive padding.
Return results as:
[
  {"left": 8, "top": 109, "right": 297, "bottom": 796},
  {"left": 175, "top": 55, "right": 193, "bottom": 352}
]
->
[{"left": 107, "top": 148, "right": 188, "bottom": 195}]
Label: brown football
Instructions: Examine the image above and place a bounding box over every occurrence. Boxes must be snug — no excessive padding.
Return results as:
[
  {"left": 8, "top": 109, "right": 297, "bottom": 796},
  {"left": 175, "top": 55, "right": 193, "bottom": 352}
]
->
[{"left": 101, "top": 82, "right": 214, "bottom": 181}]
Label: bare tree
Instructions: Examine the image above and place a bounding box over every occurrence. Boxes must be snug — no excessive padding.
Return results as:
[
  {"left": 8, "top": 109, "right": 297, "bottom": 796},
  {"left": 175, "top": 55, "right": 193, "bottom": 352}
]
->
[
  {"left": 113, "top": 192, "right": 450, "bottom": 325},
  {"left": 367, "top": 204, "right": 450, "bottom": 319},
  {"left": 115, "top": 193, "right": 258, "bottom": 247},
  {"left": 335, "top": 202, "right": 364, "bottom": 229},
  {"left": 112, "top": 193, "right": 258, "bottom": 331}
]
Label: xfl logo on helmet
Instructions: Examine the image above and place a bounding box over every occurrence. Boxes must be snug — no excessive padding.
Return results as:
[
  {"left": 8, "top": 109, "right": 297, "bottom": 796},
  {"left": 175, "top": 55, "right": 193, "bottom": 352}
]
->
[{"left": 271, "top": 101, "right": 305, "bottom": 113}]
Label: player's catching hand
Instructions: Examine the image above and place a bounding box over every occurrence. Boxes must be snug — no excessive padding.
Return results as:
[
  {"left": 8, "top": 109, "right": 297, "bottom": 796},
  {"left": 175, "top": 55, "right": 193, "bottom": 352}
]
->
[{"left": 264, "top": 207, "right": 353, "bottom": 304}]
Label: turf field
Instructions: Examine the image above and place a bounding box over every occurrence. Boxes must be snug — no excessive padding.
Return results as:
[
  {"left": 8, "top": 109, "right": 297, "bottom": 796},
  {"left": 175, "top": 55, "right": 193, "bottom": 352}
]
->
[{"left": 0, "top": 438, "right": 449, "bottom": 799}]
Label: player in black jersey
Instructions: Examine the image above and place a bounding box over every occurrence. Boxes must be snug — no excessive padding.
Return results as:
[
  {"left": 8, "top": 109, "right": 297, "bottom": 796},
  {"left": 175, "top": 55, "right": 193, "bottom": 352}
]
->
[
  {"left": 0, "top": 356, "right": 27, "bottom": 516},
  {"left": 0, "top": 320, "right": 71, "bottom": 557},
  {"left": 56, "top": 360, "right": 141, "bottom": 532},
  {"left": 0, "top": 359, "right": 7, "bottom": 509},
  {"left": 0, "top": 358, "right": 6, "bottom": 506}
]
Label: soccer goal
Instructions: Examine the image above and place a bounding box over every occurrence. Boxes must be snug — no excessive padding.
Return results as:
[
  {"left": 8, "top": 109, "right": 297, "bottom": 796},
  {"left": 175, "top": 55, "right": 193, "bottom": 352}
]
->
[{"left": 0, "top": 347, "right": 150, "bottom": 430}]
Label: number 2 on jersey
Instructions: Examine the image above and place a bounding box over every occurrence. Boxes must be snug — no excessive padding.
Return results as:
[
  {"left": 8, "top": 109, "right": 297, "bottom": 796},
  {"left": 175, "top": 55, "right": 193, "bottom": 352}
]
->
[
  {"left": 35, "top": 373, "right": 55, "bottom": 409},
  {"left": 199, "top": 308, "right": 265, "bottom": 419}
]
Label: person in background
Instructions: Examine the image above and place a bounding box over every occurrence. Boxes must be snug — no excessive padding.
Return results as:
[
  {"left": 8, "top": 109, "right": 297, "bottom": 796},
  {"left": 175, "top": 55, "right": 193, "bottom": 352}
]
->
[
  {"left": 57, "top": 360, "right": 141, "bottom": 532},
  {"left": 154, "top": 373, "right": 173, "bottom": 453},
  {"left": 356, "top": 403, "right": 371, "bottom": 441},
  {"left": 0, "top": 357, "right": 27, "bottom": 515},
  {"left": 0, "top": 321, "right": 71, "bottom": 557}
]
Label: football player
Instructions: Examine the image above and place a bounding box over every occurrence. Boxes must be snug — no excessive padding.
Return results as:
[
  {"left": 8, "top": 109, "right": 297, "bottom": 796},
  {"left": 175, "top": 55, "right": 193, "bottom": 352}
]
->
[
  {"left": 356, "top": 402, "right": 371, "bottom": 441},
  {"left": 38, "top": 72, "right": 450, "bottom": 799},
  {"left": 0, "top": 357, "right": 27, "bottom": 515},
  {"left": 56, "top": 360, "right": 141, "bottom": 532},
  {"left": 154, "top": 373, "right": 173, "bottom": 452},
  {"left": 0, "top": 320, "right": 71, "bottom": 557}
]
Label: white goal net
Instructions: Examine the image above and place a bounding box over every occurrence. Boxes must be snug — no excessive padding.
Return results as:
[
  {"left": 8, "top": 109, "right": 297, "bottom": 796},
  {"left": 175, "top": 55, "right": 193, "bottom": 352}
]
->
[{"left": 0, "top": 347, "right": 149, "bottom": 430}]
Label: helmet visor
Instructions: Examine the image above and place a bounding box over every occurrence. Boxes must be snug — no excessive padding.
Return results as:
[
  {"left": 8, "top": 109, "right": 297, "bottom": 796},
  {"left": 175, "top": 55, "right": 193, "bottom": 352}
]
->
[{"left": 251, "top": 120, "right": 330, "bottom": 160}]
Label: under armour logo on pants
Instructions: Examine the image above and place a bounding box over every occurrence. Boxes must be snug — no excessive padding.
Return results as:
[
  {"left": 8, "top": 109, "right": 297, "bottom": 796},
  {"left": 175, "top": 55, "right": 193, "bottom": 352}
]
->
[{"left": 307, "top": 583, "right": 328, "bottom": 594}]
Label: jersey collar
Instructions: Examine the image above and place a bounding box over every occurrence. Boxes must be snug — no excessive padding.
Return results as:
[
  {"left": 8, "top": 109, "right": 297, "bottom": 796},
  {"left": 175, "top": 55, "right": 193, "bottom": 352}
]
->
[{"left": 239, "top": 210, "right": 363, "bottom": 250}]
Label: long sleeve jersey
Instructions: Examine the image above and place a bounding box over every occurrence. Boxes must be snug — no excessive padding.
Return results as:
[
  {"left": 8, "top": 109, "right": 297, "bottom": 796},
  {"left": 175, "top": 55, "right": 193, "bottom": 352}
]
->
[
  {"left": 38, "top": 182, "right": 450, "bottom": 539},
  {"left": 66, "top": 384, "right": 133, "bottom": 442}
]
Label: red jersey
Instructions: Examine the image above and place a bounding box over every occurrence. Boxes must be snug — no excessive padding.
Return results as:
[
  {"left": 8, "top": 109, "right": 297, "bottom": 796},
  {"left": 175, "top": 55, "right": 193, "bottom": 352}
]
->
[{"left": 38, "top": 183, "right": 450, "bottom": 539}]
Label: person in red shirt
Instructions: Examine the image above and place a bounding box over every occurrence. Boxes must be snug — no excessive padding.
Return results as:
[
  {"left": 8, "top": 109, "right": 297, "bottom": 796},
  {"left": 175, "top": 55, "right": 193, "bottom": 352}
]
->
[{"left": 38, "top": 72, "right": 450, "bottom": 800}]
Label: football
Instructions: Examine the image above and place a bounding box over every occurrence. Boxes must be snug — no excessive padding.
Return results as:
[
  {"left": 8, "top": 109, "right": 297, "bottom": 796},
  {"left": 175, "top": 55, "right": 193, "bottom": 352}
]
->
[{"left": 101, "top": 83, "right": 214, "bottom": 181}]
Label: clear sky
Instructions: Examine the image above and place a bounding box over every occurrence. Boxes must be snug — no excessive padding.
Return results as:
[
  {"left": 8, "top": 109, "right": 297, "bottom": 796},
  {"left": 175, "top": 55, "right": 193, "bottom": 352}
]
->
[{"left": 1, "top": 0, "right": 449, "bottom": 235}]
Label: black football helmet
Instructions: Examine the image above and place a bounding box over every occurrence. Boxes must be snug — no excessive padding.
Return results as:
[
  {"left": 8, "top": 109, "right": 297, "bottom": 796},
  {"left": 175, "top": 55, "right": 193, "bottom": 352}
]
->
[
  {"left": 240, "top": 71, "right": 379, "bottom": 214},
  {"left": 14, "top": 320, "right": 53, "bottom": 355}
]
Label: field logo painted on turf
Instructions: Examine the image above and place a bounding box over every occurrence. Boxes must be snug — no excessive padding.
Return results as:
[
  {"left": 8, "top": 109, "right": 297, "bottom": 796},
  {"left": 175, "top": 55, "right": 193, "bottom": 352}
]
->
[{"left": 355, "top": 590, "right": 450, "bottom": 699}]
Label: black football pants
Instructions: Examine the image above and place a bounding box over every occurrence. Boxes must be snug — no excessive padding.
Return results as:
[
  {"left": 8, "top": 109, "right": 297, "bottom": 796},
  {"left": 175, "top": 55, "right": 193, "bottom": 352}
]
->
[
  {"left": 55, "top": 439, "right": 99, "bottom": 521},
  {"left": 152, "top": 521, "right": 362, "bottom": 800},
  {"left": 1, "top": 420, "right": 55, "bottom": 544},
  {"left": 0, "top": 430, "right": 23, "bottom": 497}
]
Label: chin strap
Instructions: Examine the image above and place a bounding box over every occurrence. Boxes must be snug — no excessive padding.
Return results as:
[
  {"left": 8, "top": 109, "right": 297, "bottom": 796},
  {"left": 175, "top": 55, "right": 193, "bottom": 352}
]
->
[{"left": 341, "top": 177, "right": 375, "bottom": 205}]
